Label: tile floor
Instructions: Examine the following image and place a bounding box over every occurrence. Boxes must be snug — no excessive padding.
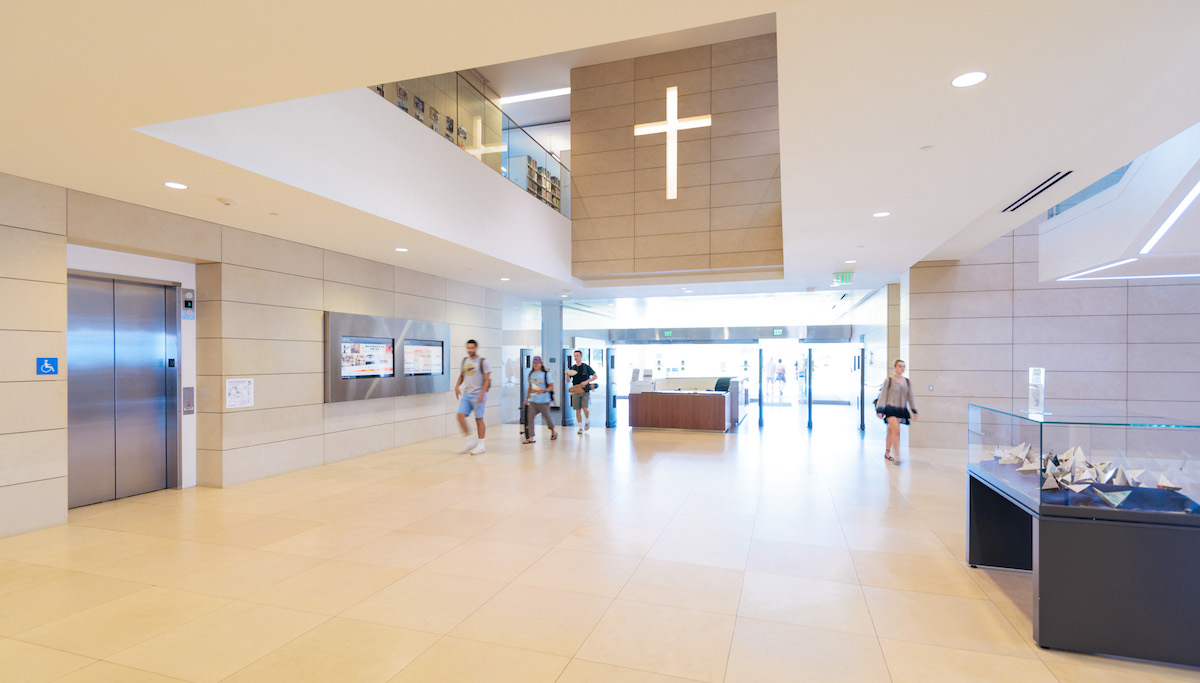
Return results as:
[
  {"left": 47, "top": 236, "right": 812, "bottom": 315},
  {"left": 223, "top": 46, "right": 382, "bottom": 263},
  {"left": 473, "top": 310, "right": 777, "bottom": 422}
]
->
[{"left": 2, "top": 417, "right": 1199, "bottom": 682}]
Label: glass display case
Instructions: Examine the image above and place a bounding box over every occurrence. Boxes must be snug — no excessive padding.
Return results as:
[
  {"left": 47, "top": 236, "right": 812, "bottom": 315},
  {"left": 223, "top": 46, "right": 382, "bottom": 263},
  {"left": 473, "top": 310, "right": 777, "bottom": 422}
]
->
[
  {"left": 967, "top": 403, "right": 1200, "bottom": 517},
  {"left": 966, "top": 403, "right": 1200, "bottom": 667}
]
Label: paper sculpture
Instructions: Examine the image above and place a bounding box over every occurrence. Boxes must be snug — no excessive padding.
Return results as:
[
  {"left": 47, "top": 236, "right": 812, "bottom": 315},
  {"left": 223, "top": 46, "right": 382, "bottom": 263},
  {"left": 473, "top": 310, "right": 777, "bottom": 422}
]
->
[
  {"left": 1097, "top": 490, "right": 1132, "bottom": 508},
  {"left": 1065, "top": 483, "right": 1091, "bottom": 494},
  {"left": 1158, "top": 474, "right": 1182, "bottom": 491}
]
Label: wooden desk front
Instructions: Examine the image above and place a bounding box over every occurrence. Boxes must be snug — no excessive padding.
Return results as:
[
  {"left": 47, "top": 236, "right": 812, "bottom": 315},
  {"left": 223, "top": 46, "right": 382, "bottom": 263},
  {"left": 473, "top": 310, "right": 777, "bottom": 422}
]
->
[{"left": 628, "top": 391, "right": 730, "bottom": 432}]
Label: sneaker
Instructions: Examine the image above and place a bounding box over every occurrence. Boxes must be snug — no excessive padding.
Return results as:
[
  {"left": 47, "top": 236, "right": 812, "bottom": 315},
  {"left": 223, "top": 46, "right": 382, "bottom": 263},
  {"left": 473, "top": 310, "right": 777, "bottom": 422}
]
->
[
  {"left": 584, "top": 422, "right": 590, "bottom": 431},
  {"left": 577, "top": 427, "right": 583, "bottom": 434},
  {"left": 469, "top": 445, "right": 487, "bottom": 455},
  {"left": 458, "top": 440, "right": 477, "bottom": 454}
]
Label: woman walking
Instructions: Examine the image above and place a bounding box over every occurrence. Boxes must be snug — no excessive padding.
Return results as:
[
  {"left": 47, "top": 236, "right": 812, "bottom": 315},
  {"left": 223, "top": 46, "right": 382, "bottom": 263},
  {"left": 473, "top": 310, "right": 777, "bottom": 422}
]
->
[
  {"left": 875, "top": 359, "right": 918, "bottom": 463},
  {"left": 523, "top": 356, "right": 557, "bottom": 444}
]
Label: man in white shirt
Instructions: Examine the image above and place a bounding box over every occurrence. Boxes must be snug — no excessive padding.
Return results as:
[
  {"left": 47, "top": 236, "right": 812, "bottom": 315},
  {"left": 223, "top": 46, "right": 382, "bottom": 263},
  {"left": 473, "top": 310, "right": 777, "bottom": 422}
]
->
[{"left": 454, "top": 339, "right": 491, "bottom": 455}]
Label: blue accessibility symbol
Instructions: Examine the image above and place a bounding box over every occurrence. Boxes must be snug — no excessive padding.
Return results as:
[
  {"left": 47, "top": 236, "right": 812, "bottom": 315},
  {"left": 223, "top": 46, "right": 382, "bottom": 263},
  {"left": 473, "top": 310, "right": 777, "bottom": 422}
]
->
[{"left": 36, "top": 358, "right": 58, "bottom": 375}]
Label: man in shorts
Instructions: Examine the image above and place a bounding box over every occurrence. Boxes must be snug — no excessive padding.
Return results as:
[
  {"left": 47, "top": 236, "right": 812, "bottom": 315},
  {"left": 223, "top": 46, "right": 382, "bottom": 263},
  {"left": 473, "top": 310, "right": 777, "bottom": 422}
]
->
[
  {"left": 565, "top": 350, "right": 596, "bottom": 434},
  {"left": 454, "top": 339, "right": 491, "bottom": 455}
]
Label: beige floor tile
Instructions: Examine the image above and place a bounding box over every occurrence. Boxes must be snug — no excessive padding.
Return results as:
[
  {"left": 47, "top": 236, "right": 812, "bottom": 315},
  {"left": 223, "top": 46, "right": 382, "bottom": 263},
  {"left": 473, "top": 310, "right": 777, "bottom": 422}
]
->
[
  {"left": 53, "top": 661, "right": 188, "bottom": 682},
  {"left": 332, "top": 501, "right": 440, "bottom": 530},
  {"left": 420, "top": 539, "right": 547, "bottom": 582},
  {"left": 863, "top": 586, "right": 1036, "bottom": 659},
  {"left": 851, "top": 549, "right": 987, "bottom": 598},
  {"left": 836, "top": 503, "right": 930, "bottom": 530},
  {"left": 0, "top": 637, "right": 95, "bottom": 682},
  {"left": 223, "top": 617, "right": 438, "bottom": 682},
  {"left": 745, "top": 539, "right": 860, "bottom": 584},
  {"left": 244, "top": 559, "right": 407, "bottom": 615},
  {"left": 160, "top": 549, "right": 323, "bottom": 598},
  {"left": 212, "top": 492, "right": 314, "bottom": 516},
  {"left": 841, "top": 523, "right": 954, "bottom": 558},
  {"left": 515, "top": 547, "right": 640, "bottom": 597},
  {"left": 190, "top": 515, "right": 322, "bottom": 549},
  {"left": 85, "top": 540, "right": 250, "bottom": 584},
  {"left": 556, "top": 659, "right": 704, "bottom": 682},
  {"left": 752, "top": 516, "right": 847, "bottom": 548},
  {"left": 273, "top": 496, "right": 384, "bottom": 524},
  {"left": 0, "top": 558, "right": 73, "bottom": 596},
  {"left": 475, "top": 514, "right": 583, "bottom": 546},
  {"left": 576, "top": 599, "right": 735, "bottom": 683},
  {"left": 15, "top": 586, "right": 228, "bottom": 658},
  {"left": 341, "top": 570, "right": 505, "bottom": 634},
  {"left": 738, "top": 571, "right": 875, "bottom": 635},
  {"left": 0, "top": 527, "right": 173, "bottom": 570},
  {"left": 453, "top": 491, "right": 545, "bottom": 514},
  {"left": 618, "top": 559, "right": 743, "bottom": 614},
  {"left": 0, "top": 572, "right": 146, "bottom": 636},
  {"left": 646, "top": 529, "right": 752, "bottom": 570},
  {"left": 557, "top": 521, "right": 662, "bottom": 557},
  {"left": 450, "top": 583, "right": 612, "bottom": 656},
  {"left": 880, "top": 638, "right": 1058, "bottom": 682},
  {"left": 388, "top": 636, "right": 568, "bottom": 682},
  {"left": 1042, "top": 656, "right": 1200, "bottom": 682},
  {"left": 398, "top": 508, "right": 509, "bottom": 537},
  {"left": 725, "top": 617, "right": 891, "bottom": 683},
  {"left": 260, "top": 523, "right": 391, "bottom": 558},
  {"left": 335, "top": 530, "right": 463, "bottom": 570},
  {"left": 107, "top": 602, "right": 328, "bottom": 683},
  {"left": 519, "top": 495, "right": 607, "bottom": 520}
]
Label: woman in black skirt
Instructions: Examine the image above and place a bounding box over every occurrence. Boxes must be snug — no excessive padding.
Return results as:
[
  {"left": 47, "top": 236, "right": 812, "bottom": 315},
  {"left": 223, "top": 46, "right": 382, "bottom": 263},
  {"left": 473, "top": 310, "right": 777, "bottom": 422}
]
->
[{"left": 875, "top": 359, "right": 918, "bottom": 463}]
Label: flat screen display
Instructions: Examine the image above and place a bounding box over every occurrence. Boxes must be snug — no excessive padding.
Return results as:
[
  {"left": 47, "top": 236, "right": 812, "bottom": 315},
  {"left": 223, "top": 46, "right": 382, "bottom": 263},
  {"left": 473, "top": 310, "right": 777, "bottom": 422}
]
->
[
  {"left": 340, "top": 336, "right": 395, "bottom": 379},
  {"left": 404, "top": 339, "right": 444, "bottom": 376}
]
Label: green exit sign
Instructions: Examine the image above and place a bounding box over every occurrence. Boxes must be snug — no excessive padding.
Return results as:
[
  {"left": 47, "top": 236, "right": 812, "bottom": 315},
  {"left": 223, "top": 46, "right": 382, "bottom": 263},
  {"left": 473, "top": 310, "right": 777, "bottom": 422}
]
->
[
  {"left": 833, "top": 272, "right": 853, "bottom": 285},
  {"left": 663, "top": 330, "right": 672, "bottom": 337},
  {"left": 773, "top": 329, "right": 784, "bottom": 336}
]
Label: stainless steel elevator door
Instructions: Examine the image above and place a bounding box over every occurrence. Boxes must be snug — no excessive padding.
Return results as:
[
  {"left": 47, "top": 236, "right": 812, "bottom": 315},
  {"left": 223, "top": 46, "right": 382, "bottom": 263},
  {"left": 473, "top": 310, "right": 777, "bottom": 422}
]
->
[
  {"left": 67, "top": 277, "right": 117, "bottom": 508},
  {"left": 67, "top": 275, "right": 174, "bottom": 508}
]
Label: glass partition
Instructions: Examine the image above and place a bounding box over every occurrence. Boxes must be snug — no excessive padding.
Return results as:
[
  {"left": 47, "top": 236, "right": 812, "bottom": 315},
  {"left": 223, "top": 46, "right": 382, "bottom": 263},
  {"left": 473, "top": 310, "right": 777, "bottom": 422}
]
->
[{"left": 374, "top": 73, "right": 569, "bottom": 218}]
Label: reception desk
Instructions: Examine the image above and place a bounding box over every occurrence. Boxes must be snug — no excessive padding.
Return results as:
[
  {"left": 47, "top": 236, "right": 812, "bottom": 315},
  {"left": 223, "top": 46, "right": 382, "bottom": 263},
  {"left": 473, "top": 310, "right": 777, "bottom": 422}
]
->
[{"left": 628, "top": 391, "right": 731, "bottom": 432}]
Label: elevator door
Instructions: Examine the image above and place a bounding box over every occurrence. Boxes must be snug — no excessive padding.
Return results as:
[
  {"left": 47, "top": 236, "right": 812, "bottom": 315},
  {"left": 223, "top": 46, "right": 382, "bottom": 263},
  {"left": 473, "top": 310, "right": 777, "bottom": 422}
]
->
[{"left": 68, "top": 275, "right": 177, "bottom": 508}]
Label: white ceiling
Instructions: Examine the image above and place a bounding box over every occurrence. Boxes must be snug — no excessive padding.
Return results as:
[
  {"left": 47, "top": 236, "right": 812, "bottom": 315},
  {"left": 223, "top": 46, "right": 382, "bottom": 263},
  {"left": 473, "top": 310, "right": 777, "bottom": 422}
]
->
[{"left": 2, "top": 1, "right": 1200, "bottom": 303}]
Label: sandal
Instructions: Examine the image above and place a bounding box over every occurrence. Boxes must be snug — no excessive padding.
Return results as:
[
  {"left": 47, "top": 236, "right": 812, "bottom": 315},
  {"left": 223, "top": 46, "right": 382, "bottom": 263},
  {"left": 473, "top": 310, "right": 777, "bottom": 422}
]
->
[
  {"left": 550, "top": 432, "right": 558, "bottom": 440},
  {"left": 522, "top": 438, "right": 535, "bottom": 444},
  {"left": 884, "top": 450, "right": 896, "bottom": 462}
]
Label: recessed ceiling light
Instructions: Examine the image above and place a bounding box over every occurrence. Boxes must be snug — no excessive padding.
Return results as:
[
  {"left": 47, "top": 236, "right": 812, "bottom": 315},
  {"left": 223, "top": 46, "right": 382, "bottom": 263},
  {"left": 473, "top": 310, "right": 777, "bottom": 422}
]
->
[
  {"left": 499, "top": 87, "right": 570, "bottom": 105},
  {"left": 560, "top": 294, "right": 569, "bottom": 298},
  {"left": 394, "top": 247, "right": 408, "bottom": 252},
  {"left": 163, "top": 181, "right": 188, "bottom": 190},
  {"left": 951, "top": 71, "right": 988, "bottom": 88},
  {"left": 500, "top": 277, "right": 510, "bottom": 281},
  {"left": 845, "top": 260, "right": 857, "bottom": 264},
  {"left": 872, "top": 212, "right": 890, "bottom": 218}
]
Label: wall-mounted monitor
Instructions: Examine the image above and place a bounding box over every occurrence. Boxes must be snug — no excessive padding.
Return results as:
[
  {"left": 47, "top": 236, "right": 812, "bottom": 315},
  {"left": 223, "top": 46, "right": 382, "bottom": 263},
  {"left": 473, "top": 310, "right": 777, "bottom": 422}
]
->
[
  {"left": 340, "top": 336, "right": 394, "bottom": 379},
  {"left": 325, "top": 312, "right": 451, "bottom": 403},
  {"left": 403, "top": 339, "right": 444, "bottom": 376}
]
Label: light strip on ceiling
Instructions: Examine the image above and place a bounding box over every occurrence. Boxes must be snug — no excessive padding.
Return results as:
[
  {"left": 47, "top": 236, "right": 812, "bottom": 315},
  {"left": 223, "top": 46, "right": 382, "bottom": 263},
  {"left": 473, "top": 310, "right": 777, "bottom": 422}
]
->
[
  {"left": 1063, "top": 272, "right": 1200, "bottom": 281},
  {"left": 498, "top": 87, "right": 570, "bottom": 105},
  {"left": 1140, "top": 176, "right": 1200, "bottom": 254},
  {"left": 1058, "top": 257, "right": 1138, "bottom": 281}
]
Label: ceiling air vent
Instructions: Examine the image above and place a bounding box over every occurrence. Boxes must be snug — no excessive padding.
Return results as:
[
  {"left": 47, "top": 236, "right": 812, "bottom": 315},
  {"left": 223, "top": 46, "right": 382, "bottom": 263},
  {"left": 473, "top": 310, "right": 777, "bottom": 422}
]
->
[{"left": 1002, "top": 171, "right": 1073, "bottom": 212}]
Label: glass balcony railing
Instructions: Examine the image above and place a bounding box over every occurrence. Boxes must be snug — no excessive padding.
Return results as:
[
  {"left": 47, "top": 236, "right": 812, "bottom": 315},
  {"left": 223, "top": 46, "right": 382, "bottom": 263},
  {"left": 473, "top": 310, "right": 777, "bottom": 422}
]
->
[
  {"left": 372, "top": 73, "right": 570, "bottom": 218},
  {"left": 1047, "top": 162, "right": 1131, "bottom": 219}
]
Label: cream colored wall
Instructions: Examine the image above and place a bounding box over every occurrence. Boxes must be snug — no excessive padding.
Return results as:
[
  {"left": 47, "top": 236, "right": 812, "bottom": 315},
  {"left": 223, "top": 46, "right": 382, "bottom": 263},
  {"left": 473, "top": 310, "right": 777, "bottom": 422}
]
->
[
  {"left": 570, "top": 34, "right": 781, "bottom": 279},
  {"left": 0, "top": 171, "right": 512, "bottom": 537},
  {"left": 907, "top": 219, "right": 1200, "bottom": 449},
  {"left": 0, "top": 174, "right": 68, "bottom": 537}
]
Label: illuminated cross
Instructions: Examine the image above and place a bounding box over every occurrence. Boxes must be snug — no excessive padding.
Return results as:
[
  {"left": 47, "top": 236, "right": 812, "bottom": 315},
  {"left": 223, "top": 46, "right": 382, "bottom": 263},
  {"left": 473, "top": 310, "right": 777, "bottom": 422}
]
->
[{"left": 634, "top": 86, "right": 712, "bottom": 199}]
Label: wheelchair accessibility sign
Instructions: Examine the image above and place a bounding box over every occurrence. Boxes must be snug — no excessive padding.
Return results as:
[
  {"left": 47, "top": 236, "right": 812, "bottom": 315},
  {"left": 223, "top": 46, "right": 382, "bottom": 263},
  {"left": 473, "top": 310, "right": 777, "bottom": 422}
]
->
[{"left": 36, "top": 358, "right": 58, "bottom": 375}]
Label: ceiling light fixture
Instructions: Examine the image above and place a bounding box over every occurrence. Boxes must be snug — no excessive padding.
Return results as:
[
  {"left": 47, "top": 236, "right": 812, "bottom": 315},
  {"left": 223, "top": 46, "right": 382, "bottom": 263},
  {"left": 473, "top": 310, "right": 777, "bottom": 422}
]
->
[
  {"left": 1140, "top": 177, "right": 1200, "bottom": 254},
  {"left": 1057, "top": 257, "right": 1138, "bottom": 281},
  {"left": 951, "top": 71, "right": 988, "bottom": 88},
  {"left": 500, "top": 277, "right": 510, "bottom": 281},
  {"left": 845, "top": 260, "right": 857, "bottom": 264},
  {"left": 872, "top": 212, "right": 890, "bottom": 218},
  {"left": 499, "top": 87, "right": 570, "bottom": 105},
  {"left": 394, "top": 247, "right": 408, "bottom": 252},
  {"left": 163, "top": 181, "right": 188, "bottom": 190}
]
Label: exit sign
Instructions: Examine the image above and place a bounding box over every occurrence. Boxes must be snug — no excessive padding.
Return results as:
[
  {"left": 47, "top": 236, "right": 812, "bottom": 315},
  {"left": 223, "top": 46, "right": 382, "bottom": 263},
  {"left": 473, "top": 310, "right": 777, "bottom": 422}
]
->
[
  {"left": 663, "top": 330, "right": 672, "bottom": 337},
  {"left": 773, "top": 329, "right": 784, "bottom": 336},
  {"left": 833, "top": 272, "right": 853, "bottom": 285}
]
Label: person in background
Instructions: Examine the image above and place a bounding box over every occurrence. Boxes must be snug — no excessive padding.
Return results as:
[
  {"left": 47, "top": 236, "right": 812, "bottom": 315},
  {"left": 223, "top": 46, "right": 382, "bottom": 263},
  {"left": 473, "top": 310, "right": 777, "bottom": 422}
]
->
[
  {"left": 454, "top": 339, "right": 491, "bottom": 455},
  {"left": 774, "top": 358, "right": 787, "bottom": 396},
  {"left": 566, "top": 350, "right": 597, "bottom": 434},
  {"left": 875, "top": 359, "right": 918, "bottom": 463},
  {"left": 522, "top": 356, "right": 557, "bottom": 444}
]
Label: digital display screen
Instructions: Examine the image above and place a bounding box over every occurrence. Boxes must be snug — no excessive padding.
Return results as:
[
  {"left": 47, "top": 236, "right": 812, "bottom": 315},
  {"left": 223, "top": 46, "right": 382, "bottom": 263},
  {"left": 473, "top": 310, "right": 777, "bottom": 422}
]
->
[
  {"left": 340, "top": 336, "right": 395, "bottom": 379},
  {"left": 404, "top": 339, "right": 444, "bottom": 376}
]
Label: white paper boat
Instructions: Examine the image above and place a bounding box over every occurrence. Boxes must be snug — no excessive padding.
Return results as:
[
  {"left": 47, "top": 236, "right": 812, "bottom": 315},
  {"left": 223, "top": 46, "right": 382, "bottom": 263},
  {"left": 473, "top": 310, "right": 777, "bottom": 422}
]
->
[
  {"left": 1041, "top": 477, "right": 1060, "bottom": 491},
  {"left": 1016, "top": 461, "right": 1039, "bottom": 473},
  {"left": 1158, "top": 474, "right": 1182, "bottom": 491},
  {"left": 1109, "top": 467, "right": 1131, "bottom": 487},
  {"left": 1097, "top": 490, "right": 1132, "bottom": 508},
  {"left": 1065, "top": 483, "right": 1091, "bottom": 494}
]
